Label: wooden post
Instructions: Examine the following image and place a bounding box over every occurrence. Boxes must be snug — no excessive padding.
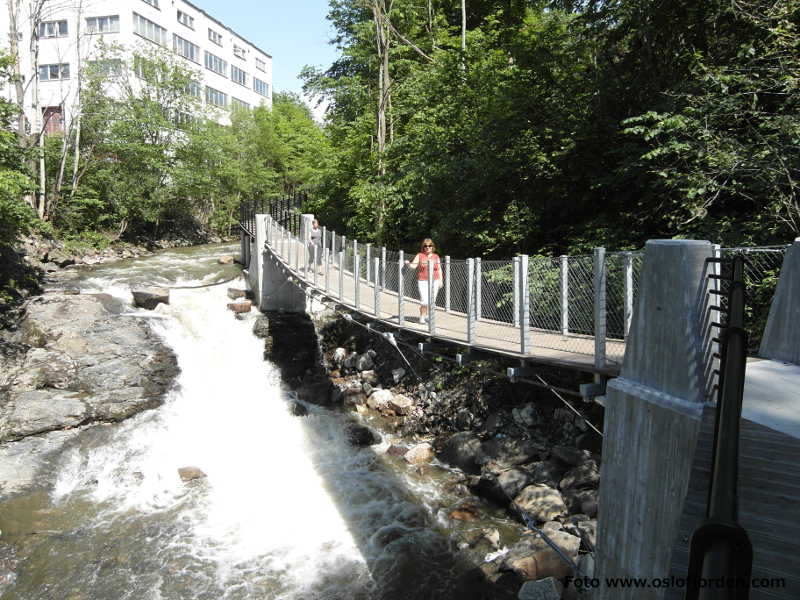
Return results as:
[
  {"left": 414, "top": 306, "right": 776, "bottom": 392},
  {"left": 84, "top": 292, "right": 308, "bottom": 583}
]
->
[
  {"left": 467, "top": 258, "right": 475, "bottom": 345},
  {"left": 561, "top": 255, "right": 569, "bottom": 336},
  {"left": 428, "top": 256, "right": 436, "bottom": 335},
  {"left": 594, "top": 247, "right": 607, "bottom": 370},
  {"left": 338, "top": 250, "right": 344, "bottom": 300},
  {"left": 366, "top": 243, "right": 372, "bottom": 285},
  {"left": 519, "top": 255, "right": 531, "bottom": 354},
  {"left": 374, "top": 257, "right": 381, "bottom": 317},
  {"left": 398, "top": 250, "right": 405, "bottom": 326},
  {"left": 475, "top": 257, "right": 482, "bottom": 320},
  {"left": 354, "top": 241, "right": 361, "bottom": 309},
  {"left": 513, "top": 256, "right": 520, "bottom": 327},
  {"left": 624, "top": 252, "right": 634, "bottom": 339},
  {"left": 445, "top": 255, "right": 451, "bottom": 313}
]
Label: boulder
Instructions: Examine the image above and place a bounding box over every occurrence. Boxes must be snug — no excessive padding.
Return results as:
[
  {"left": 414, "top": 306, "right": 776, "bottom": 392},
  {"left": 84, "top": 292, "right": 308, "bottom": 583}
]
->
[
  {"left": 391, "top": 367, "right": 406, "bottom": 383},
  {"left": 355, "top": 353, "right": 374, "bottom": 371},
  {"left": 178, "top": 467, "right": 207, "bottom": 482},
  {"left": 227, "top": 300, "right": 252, "bottom": 313},
  {"left": 217, "top": 255, "right": 234, "bottom": 264},
  {"left": 511, "top": 484, "right": 568, "bottom": 522},
  {"left": 525, "top": 461, "right": 568, "bottom": 489},
  {"left": 332, "top": 347, "right": 348, "bottom": 367},
  {"left": 367, "top": 388, "right": 393, "bottom": 412},
  {"left": 227, "top": 288, "right": 246, "bottom": 300},
  {"left": 345, "top": 424, "right": 382, "bottom": 447},
  {"left": 46, "top": 249, "right": 75, "bottom": 268},
  {"left": 512, "top": 403, "right": 539, "bottom": 428},
  {"left": 388, "top": 394, "right": 414, "bottom": 415},
  {"left": 517, "top": 577, "right": 564, "bottom": 600},
  {"left": 449, "top": 501, "right": 480, "bottom": 521},
  {"left": 477, "top": 437, "right": 546, "bottom": 469},
  {"left": 252, "top": 315, "right": 270, "bottom": 338},
  {"left": 404, "top": 443, "right": 434, "bottom": 465},
  {"left": 387, "top": 444, "right": 408, "bottom": 457},
  {"left": 559, "top": 460, "right": 600, "bottom": 490},
  {"left": 132, "top": 287, "right": 170, "bottom": 310},
  {"left": 550, "top": 445, "right": 592, "bottom": 467},
  {"left": 437, "top": 432, "right": 483, "bottom": 474},
  {"left": 561, "top": 489, "right": 598, "bottom": 518},
  {"left": 502, "top": 530, "right": 580, "bottom": 581},
  {"left": 360, "top": 370, "right": 379, "bottom": 385},
  {"left": 459, "top": 527, "right": 501, "bottom": 550}
]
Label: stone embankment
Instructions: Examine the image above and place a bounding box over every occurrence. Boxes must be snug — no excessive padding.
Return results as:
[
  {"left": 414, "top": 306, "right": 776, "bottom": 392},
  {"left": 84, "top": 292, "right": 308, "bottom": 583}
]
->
[
  {"left": 253, "top": 308, "right": 602, "bottom": 600},
  {"left": 0, "top": 292, "right": 179, "bottom": 494}
]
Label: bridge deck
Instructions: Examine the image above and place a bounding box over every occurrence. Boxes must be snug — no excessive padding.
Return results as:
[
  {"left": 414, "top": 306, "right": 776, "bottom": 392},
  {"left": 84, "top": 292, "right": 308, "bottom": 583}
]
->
[{"left": 267, "top": 239, "right": 625, "bottom": 375}]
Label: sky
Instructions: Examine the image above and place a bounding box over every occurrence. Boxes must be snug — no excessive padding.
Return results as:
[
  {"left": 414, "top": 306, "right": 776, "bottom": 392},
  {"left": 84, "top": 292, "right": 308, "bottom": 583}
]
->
[{"left": 190, "top": 0, "right": 341, "bottom": 118}]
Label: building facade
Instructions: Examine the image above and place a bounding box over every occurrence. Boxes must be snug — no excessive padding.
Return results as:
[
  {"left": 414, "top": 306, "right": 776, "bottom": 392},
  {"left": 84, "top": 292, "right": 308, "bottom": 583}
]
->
[{"left": 1, "top": 0, "right": 273, "bottom": 133}]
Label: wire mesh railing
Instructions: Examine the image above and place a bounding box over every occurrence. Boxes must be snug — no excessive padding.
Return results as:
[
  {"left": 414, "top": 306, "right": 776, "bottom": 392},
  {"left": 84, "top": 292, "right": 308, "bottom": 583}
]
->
[{"left": 254, "top": 208, "right": 785, "bottom": 370}]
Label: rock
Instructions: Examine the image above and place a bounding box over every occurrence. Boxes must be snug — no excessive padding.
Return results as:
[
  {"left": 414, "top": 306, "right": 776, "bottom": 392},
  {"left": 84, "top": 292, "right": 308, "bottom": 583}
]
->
[
  {"left": 332, "top": 347, "right": 348, "bottom": 367},
  {"left": 388, "top": 394, "right": 414, "bottom": 415},
  {"left": 252, "top": 315, "right": 270, "bottom": 338},
  {"left": 512, "top": 403, "right": 539, "bottom": 428},
  {"left": 456, "top": 409, "right": 474, "bottom": 430},
  {"left": 345, "top": 424, "right": 382, "bottom": 447},
  {"left": 477, "top": 437, "right": 546, "bottom": 469},
  {"left": 360, "top": 370, "right": 378, "bottom": 385},
  {"left": 438, "top": 432, "right": 483, "bottom": 474},
  {"left": 391, "top": 367, "right": 406, "bottom": 383},
  {"left": 227, "top": 288, "right": 246, "bottom": 300},
  {"left": 367, "top": 388, "right": 394, "bottom": 412},
  {"left": 517, "top": 577, "right": 564, "bottom": 600},
  {"left": 47, "top": 249, "right": 75, "bottom": 268},
  {"left": 63, "top": 288, "right": 80, "bottom": 295},
  {"left": 404, "top": 443, "right": 434, "bottom": 465},
  {"left": 362, "top": 382, "right": 373, "bottom": 396},
  {"left": 217, "top": 255, "right": 234, "bottom": 264},
  {"left": 526, "top": 461, "right": 568, "bottom": 488},
  {"left": 355, "top": 353, "right": 374, "bottom": 371},
  {"left": 550, "top": 445, "right": 592, "bottom": 467},
  {"left": 288, "top": 401, "right": 308, "bottom": 417},
  {"left": 343, "top": 353, "right": 358, "bottom": 371},
  {"left": 387, "top": 444, "right": 407, "bottom": 457},
  {"left": 178, "top": 467, "right": 207, "bottom": 482},
  {"left": 559, "top": 460, "right": 600, "bottom": 490},
  {"left": 502, "top": 530, "right": 580, "bottom": 581},
  {"left": 298, "top": 378, "right": 335, "bottom": 406},
  {"left": 541, "top": 521, "right": 563, "bottom": 533},
  {"left": 511, "top": 484, "right": 568, "bottom": 522},
  {"left": 460, "top": 527, "right": 501, "bottom": 549},
  {"left": 132, "top": 287, "right": 170, "bottom": 310},
  {"left": 575, "top": 519, "right": 596, "bottom": 551},
  {"left": 449, "top": 501, "right": 480, "bottom": 521},
  {"left": 227, "top": 300, "right": 252, "bottom": 313},
  {"left": 561, "top": 489, "right": 598, "bottom": 518}
]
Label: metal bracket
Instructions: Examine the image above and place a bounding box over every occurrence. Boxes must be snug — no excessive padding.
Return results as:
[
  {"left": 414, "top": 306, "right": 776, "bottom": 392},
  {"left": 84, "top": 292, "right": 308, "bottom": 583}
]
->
[{"left": 579, "top": 381, "right": 606, "bottom": 400}]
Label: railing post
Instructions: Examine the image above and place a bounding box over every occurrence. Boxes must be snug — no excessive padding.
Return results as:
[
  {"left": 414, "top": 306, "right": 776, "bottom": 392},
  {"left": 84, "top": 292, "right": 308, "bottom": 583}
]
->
[
  {"left": 313, "top": 245, "right": 319, "bottom": 288},
  {"left": 324, "top": 248, "right": 330, "bottom": 292},
  {"left": 513, "top": 256, "right": 520, "bottom": 327},
  {"left": 623, "top": 252, "right": 633, "bottom": 339},
  {"left": 445, "top": 255, "right": 451, "bottom": 313},
  {"left": 338, "top": 250, "right": 344, "bottom": 300},
  {"left": 519, "top": 255, "right": 531, "bottom": 354},
  {"left": 428, "top": 256, "right": 436, "bottom": 335},
  {"left": 381, "top": 247, "right": 387, "bottom": 290},
  {"left": 322, "top": 226, "right": 327, "bottom": 255},
  {"left": 475, "top": 257, "right": 482, "bottom": 320},
  {"left": 366, "top": 243, "right": 372, "bottom": 286},
  {"left": 341, "top": 236, "right": 347, "bottom": 272},
  {"left": 290, "top": 228, "right": 296, "bottom": 270},
  {"left": 561, "top": 255, "right": 569, "bottom": 336},
  {"left": 374, "top": 257, "right": 380, "bottom": 317},
  {"left": 331, "top": 231, "right": 336, "bottom": 255},
  {"left": 398, "top": 250, "right": 405, "bottom": 326},
  {"left": 467, "top": 258, "right": 476, "bottom": 345},
  {"left": 354, "top": 240, "right": 361, "bottom": 309},
  {"left": 594, "top": 247, "right": 607, "bottom": 370}
]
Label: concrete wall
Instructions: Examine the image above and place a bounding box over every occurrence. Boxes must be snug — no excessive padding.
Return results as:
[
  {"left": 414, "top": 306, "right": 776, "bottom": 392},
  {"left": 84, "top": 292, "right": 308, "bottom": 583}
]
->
[
  {"left": 760, "top": 238, "right": 800, "bottom": 364},
  {"left": 595, "top": 240, "right": 715, "bottom": 600},
  {"left": 250, "top": 214, "right": 306, "bottom": 313}
]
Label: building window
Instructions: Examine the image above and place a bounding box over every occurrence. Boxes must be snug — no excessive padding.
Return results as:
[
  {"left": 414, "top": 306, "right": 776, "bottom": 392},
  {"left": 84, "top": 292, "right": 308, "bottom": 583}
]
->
[
  {"left": 255, "top": 58, "right": 266, "bottom": 72},
  {"left": 205, "top": 86, "right": 227, "bottom": 108},
  {"left": 42, "top": 106, "right": 64, "bottom": 135},
  {"left": 231, "top": 98, "right": 250, "bottom": 112},
  {"left": 233, "top": 44, "right": 246, "bottom": 59},
  {"left": 39, "top": 63, "right": 70, "bottom": 81},
  {"left": 208, "top": 28, "right": 223, "bottom": 46},
  {"left": 133, "top": 13, "right": 167, "bottom": 46},
  {"left": 88, "top": 59, "right": 123, "bottom": 77},
  {"left": 86, "top": 15, "right": 120, "bottom": 34},
  {"left": 204, "top": 51, "right": 227, "bottom": 77},
  {"left": 253, "top": 77, "right": 269, "bottom": 97},
  {"left": 185, "top": 81, "right": 201, "bottom": 98},
  {"left": 231, "top": 65, "right": 247, "bottom": 87},
  {"left": 39, "top": 20, "right": 68, "bottom": 38},
  {"left": 173, "top": 34, "right": 199, "bottom": 63},
  {"left": 141, "top": 0, "right": 159, "bottom": 8},
  {"left": 177, "top": 10, "right": 194, "bottom": 29}
]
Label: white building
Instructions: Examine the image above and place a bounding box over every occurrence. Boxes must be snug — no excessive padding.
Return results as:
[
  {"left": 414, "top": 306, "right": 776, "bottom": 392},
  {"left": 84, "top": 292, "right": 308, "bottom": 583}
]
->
[{"left": 0, "top": 0, "right": 273, "bottom": 134}]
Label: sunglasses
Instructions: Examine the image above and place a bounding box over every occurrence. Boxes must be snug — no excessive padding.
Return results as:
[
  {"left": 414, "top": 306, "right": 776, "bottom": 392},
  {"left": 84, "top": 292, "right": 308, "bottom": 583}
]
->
[{"left": 423, "top": 244, "right": 434, "bottom": 248}]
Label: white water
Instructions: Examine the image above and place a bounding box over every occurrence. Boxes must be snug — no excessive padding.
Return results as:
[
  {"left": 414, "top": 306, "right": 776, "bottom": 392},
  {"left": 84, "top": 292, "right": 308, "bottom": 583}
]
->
[{"left": 18, "top": 246, "right": 458, "bottom": 600}]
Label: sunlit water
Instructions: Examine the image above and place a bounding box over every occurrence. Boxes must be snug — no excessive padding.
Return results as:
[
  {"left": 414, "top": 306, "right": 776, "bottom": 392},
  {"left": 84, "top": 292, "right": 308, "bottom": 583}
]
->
[{"left": 0, "top": 244, "right": 501, "bottom": 600}]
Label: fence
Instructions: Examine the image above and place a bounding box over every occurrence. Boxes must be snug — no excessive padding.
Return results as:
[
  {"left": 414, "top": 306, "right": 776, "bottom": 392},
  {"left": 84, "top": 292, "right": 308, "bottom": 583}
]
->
[{"left": 253, "top": 208, "right": 787, "bottom": 369}]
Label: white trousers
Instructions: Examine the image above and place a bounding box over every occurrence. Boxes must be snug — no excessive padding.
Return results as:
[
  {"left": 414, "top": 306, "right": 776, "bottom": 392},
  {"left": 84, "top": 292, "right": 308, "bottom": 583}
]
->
[{"left": 417, "top": 279, "right": 442, "bottom": 306}]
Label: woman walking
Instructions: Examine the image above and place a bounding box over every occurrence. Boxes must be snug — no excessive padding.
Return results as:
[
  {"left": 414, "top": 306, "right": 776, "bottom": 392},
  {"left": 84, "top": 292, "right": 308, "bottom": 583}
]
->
[
  {"left": 307, "top": 219, "right": 322, "bottom": 272},
  {"left": 405, "top": 238, "right": 442, "bottom": 324}
]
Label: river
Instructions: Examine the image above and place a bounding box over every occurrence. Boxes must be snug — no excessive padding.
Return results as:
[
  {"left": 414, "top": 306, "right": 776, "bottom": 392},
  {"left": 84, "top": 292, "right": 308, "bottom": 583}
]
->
[{"left": 0, "top": 244, "right": 509, "bottom": 600}]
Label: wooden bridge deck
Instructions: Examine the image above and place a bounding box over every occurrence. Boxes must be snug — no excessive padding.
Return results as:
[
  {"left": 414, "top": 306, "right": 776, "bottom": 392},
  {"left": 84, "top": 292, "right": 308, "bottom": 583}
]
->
[{"left": 267, "top": 240, "right": 625, "bottom": 375}]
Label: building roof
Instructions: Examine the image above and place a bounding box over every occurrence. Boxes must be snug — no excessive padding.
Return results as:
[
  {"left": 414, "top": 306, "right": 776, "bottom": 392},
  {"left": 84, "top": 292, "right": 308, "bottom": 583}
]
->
[{"left": 181, "top": 0, "right": 273, "bottom": 60}]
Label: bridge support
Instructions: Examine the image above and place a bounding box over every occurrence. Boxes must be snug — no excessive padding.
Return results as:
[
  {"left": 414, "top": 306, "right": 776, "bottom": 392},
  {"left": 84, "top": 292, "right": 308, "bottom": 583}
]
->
[
  {"left": 595, "top": 240, "right": 715, "bottom": 600},
  {"left": 760, "top": 237, "right": 800, "bottom": 364},
  {"left": 252, "top": 214, "right": 307, "bottom": 313}
]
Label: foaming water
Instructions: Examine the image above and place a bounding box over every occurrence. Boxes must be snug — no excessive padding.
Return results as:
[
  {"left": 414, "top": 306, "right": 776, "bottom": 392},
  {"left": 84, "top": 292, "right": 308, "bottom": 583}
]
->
[{"left": 4, "top": 244, "right": 462, "bottom": 600}]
